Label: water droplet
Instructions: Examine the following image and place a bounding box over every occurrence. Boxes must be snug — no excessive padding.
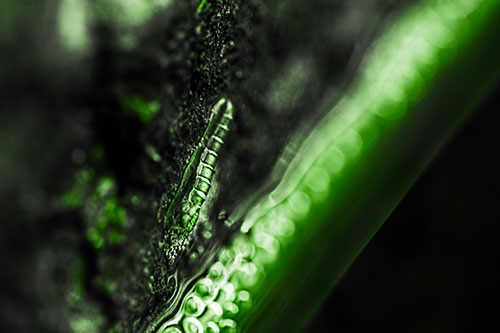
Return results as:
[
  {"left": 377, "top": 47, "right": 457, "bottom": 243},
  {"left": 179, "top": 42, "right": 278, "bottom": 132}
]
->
[
  {"left": 219, "top": 248, "right": 236, "bottom": 266},
  {"left": 318, "top": 146, "right": 345, "bottom": 176},
  {"left": 252, "top": 232, "right": 280, "bottom": 262},
  {"left": 232, "top": 235, "right": 255, "bottom": 258},
  {"left": 288, "top": 191, "right": 311, "bottom": 217},
  {"left": 304, "top": 166, "right": 330, "bottom": 193},
  {"left": 209, "top": 261, "right": 225, "bottom": 282},
  {"left": 276, "top": 217, "right": 295, "bottom": 238},
  {"left": 237, "top": 290, "right": 250, "bottom": 303},
  {"left": 223, "top": 302, "right": 239, "bottom": 318},
  {"left": 183, "top": 317, "right": 203, "bottom": 333},
  {"left": 205, "top": 301, "right": 223, "bottom": 320},
  {"left": 419, "top": 9, "right": 456, "bottom": 49},
  {"left": 336, "top": 128, "right": 363, "bottom": 160},
  {"left": 184, "top": 295, "right": 205, "bottom": 317},
  {"left": 233, "top": 261, "right": 260, "bottom": 288},
  {"left": 195, "top": 278, "right": 215, "bottom": 299},
  {"left": 405, "top": 36, "right": 438, "bottom": 80},
  {"left": 218, "top": 282, "right": 235, "bottom": 302},
  {"left": 219, "top": 319, "right": 236, "bottom": 333},
  {"left": 370, "top": 81, "right": 407, "bottom": 120},
  {"left": 206, "top": 321, "right": 220, "bottom": 333}
]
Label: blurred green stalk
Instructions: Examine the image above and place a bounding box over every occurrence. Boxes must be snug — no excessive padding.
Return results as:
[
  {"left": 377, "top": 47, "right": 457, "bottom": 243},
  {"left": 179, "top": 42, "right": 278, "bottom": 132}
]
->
[{"left": 240, "top": 0, "right": 500, "bottom": 331}]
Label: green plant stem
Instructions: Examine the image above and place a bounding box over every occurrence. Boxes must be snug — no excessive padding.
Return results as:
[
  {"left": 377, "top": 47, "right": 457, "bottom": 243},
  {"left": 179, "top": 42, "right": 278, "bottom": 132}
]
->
[{"left": 240, "top": 0, "right": 500, "bottom": 331}]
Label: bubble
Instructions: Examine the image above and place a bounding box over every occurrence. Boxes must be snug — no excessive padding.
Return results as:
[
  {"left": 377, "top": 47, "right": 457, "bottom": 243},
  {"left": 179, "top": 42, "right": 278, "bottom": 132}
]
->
[
  {"left": 205, "top": 302, "right": 223, "bottom": 320},
  {"left": 233, "top": 261, "right": 260, "bottom": 288},
  {"left": 206, "top": 321, "right": 220, "bottom": 333},
  {"left": 389, "top": 58, "right": 425, "bottom": 104},
  {"left": 253, "top": 214, "right": 273, "bottom": 235},
  {"left": 235, "top": 290, "right": 252, "bottom": 309},
  {"left": 218, "top": 248, "right": 236, "bottom": 266},
  {"left": 257, "top": 214, "right": 293, "bottom": 241},
  {"left": 218, "top": 283, "right": 235, "bottom": 302},
  {"left": 209, "top": 262, "right": 225, "bottom": 282},
  {"left": 288, "top": 191, "right": 311, "bottom": 217},
  {"left": 251, "top": 232, "right": 280, "bottom": 264},
  {"left": 232, "top": 235, "right": 255, "bottom": 258},
  {"left": 222, "top": 302, "right": 239, "bottom": 318},
  {"left": 317, "top": 146, "right": 345, "bottom": 176},
  {"left": 403, "top": 36, "right": 438, "bottom": 80},
  {"left": 304, "top": 166, "right": 330, "bottom": 193},
  {"left": 417, "top": 9, "right": 456, "bottom": 50},
  {"left": 435, "top": 0, "right": 479, "bottom": 21},
  {"left": 182, "top": 317, "right": 203, "bottom": 333},
  {"left": 369, "top": 81, "right": 408, "bottom": 120},
  {"left": 237, "top": 290, "right": 250, "bottom": 303},
  {"left": 195, "top": 278, "right": 215, "bottom": 299},
  {"left": 219, "top": 319, "right": 236, "bottom": 333},
  {"left": 184, "top": 295, "right": 205, "bottom": 317},
  {"left": 275, "top": 217, "right": 295, "bottom": 238},
  {"left": 336, "top": 128, "right": 363, "bottom": 160}
]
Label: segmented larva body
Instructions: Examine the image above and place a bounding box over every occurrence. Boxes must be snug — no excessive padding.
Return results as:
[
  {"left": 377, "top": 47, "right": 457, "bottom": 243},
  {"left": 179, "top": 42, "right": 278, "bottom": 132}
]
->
[
  {"left": 163, "top": 98, "right": 234, "bottom": 267},
  {"left": 182, "top": 98, "right": 234, "bottom": 228}
]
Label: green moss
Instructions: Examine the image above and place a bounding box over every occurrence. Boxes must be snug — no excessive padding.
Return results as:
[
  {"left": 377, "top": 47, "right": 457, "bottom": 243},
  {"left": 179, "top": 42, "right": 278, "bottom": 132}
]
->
[
  {"left": 60, "top": 190, "right": 82, "bottom": 209},
  {"left": 87, "top": 227, "right": 103, "bottom": 248},
  {"left": 96, "top": 177, "right": 115, "bottom": 198},
  {"left": 58, "top": 169, "right": 93, "bottom": 209},
  {"left": 120, "top": 95, "right": 160, "bottom": 123},
  {"left": 58, "top": 166, "right": 128, "bottom": 249},
  {"left": 89, "top": 180, "right": 128, "bottom": 248}
]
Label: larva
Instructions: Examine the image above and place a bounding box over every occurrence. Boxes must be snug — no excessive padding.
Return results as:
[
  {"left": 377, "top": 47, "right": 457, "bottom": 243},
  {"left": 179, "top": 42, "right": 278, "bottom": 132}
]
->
[
  {"left": 162, "top": 97, "right": 234, "bottom": 267},
  {"left": 191, "top": 101, "right": 233, "bottom": 199}
]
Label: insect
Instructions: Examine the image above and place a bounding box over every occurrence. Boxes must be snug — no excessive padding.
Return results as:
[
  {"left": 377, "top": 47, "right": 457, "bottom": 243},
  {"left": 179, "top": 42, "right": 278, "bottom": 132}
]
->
[
  {"left": 189, "top": 97, "right": 234, "bottom": 212},
  {"left": 161, "top": 97, "right": 234, "bottom": 268}
]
